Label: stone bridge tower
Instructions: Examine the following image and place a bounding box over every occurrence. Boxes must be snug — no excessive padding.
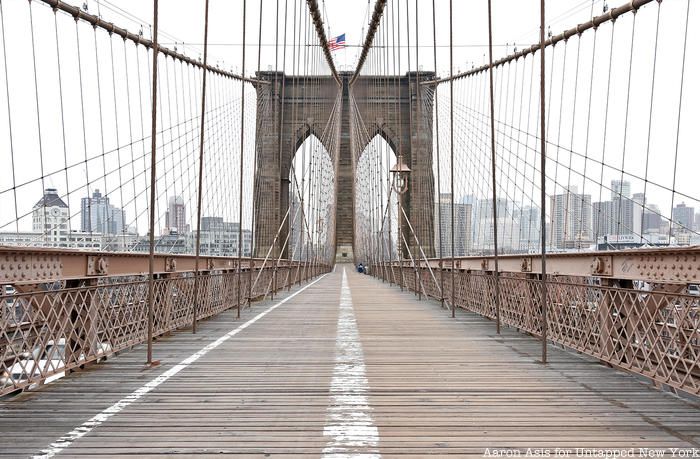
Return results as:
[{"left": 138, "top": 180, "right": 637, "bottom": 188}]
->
[{"left": 253, "top": 71, "right": 435, "bottom": 261}]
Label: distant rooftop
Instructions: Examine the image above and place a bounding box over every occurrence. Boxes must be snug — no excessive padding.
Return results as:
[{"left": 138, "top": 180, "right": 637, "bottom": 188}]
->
[{"left": 33, "top": 188, "right": 68, "bottom": 209}]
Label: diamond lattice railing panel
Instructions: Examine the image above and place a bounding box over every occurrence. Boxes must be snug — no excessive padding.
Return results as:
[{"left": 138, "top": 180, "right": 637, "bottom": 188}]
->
[
  {"left": 403, "top": 266, "right": 699, "bottom": 396},
  {"left": 1, "top": 264, "right": 328, "bottom": 396}
]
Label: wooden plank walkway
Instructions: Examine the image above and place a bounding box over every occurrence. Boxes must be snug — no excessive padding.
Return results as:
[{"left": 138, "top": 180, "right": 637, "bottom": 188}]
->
[{"left": 1, "top": 266, "right": 699, "bottom": 457}]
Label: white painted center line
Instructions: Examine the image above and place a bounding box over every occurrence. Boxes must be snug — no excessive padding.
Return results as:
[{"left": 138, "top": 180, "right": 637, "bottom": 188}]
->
[
  {"left": 322, "top": 268, "right": 381, "bottom": 458},
  {"left": 33, "top": 274, "right": 328, "bottom": 459}
]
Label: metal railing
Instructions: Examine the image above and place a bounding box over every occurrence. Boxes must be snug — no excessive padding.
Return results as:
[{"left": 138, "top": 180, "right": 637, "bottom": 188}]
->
[
  {"left": 373, "top": 246, "right": 700, "bottom": 396},
  {"left": 0, "top": 247, "right": 330, "bottom": 395}
]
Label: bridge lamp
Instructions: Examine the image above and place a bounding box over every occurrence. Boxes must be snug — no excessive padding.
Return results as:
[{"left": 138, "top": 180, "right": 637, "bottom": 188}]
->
[{"left": 390, "top": 155, "right": 411, "bottom": 195}]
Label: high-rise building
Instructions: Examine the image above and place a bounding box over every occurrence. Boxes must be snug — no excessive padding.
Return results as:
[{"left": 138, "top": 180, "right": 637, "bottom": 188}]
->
[
  {"left": 632, "top": 193, "right": 645, "bottom": 237},
  {"left": 192, "top": 217, "right": 252, "bottom": 256},
  {"left": 592, "top": 180, "right": 636, "bottom": 241},
  {"left": 617, "top": 198, "right": 634, "bottom": 235},
  {"left": 434, "top": 193, "right": 471, "bottom": 256},
  {"left": 518, "top": 206, "right": 540, "bottom": 251},
  {"left": 289, "top": 192, "right": 305, "bottom": 259},
  {"left": 461, "top": 194, "right": 478, "bottom": 241},
  {"left": 672, "top": 202, "right": 695, "bottom": 234},
  {"left": 592, "top": 200, "right": 614, "bottom": 238},
  {"left": 549, "top": 186, "right": 591, "bottom": 250},
  {"left": 473, "top": 198, "right": 508, "bottom": 247},
  {"left": 470, "top": 198, "right": 526, "bottom": 253},
  {"left": 593, "top": 198, "right": 634, "bottom": 237},
  {"left": 164, "top": 195, "right": 189, "bottom": 235},
  {"left": 643, "top": 203, "right": 662, "bottom": 234},
  {"left": 80, "top": 189, "right": 125, "bottom": 235},
  {"left": 611, "top": 179, "right": 631, "bottom": 200}
]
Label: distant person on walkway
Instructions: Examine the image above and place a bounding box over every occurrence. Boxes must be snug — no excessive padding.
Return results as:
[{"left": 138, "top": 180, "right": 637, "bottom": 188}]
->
[{"left": 357, "top": 263, "right": 364, "bottom": 273}]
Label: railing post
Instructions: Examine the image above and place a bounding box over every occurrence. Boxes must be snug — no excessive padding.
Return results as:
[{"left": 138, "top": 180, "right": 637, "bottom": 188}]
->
[
  {"left": 192, "top": 0, "right": 211, "bottom": 333},
  {"left": 538, "top": 0, "right": 548, "bottom": 364},
  {"left": 486, "top": 0, "right": 501, "bottom": 334},
  {"left": 236, "top": 0, "right": 247, "bottom": 321},
  {"left": 271, "top": 267, "right": 277, "bottom": 300},
  {"left": 145, "top": 0, "right": 160, "bottom": 366}
]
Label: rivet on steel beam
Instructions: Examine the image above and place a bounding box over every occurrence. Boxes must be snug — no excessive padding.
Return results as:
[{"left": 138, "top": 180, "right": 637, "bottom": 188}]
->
[
  {"left": 97, "top": 257, "right": 109, "bottom": 275},
  {"left": 166, "top": 258, "right": 177, "bottom": 272}
]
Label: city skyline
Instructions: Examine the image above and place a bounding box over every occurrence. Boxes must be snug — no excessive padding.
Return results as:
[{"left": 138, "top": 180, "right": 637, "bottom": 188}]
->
[
  {"left": 0, "top": 187, "right": 255, "bottom": 255},
  {"left": 436, "top": 179, "right": 698, "bottom": 253},
  {"left": 4, "top": 177, "right": 699, "bottom": 256}
]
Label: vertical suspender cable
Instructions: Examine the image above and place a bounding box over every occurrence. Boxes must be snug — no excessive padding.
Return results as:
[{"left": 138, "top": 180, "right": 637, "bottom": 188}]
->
[
  {"left": 54, "top": 10, "right": 72, "bottom": 235},
  {"left": 539, "top": 0, "right": 548, "bottom": 364},
  {"left": 639, "top": 5, "right": 660, "bottom": 242},
  {"left": 273, "top": 0, "right": 288, "bottom": 288},
  {"left": 237, "top": 0, "right": 248, "bottom": 317},
  {"left": 404, "top": 0, "right": 413, "bottom": 270},
  {"left": 250, "top": 0, "right": 265, "bottom": 303},
  {"left": 486, "top": 0, "right": 501, "bottom": 333},
  {"left": 414, "top": 0, "right": 422, "bottom": 287},
  {"left": 397, "top": 0, "right": 405, "bottom": 291},
  {"left": 192, "top": 0, "right": 210, "bottom": 333},
  {"left": 0, "top": 3, "right": 18, "bottom": 234},
  {"left": 28, "top": 3, "right": 48, "bottom": 242},
  {"left": 146, "top": 0, "right": 160, "bottom": 366},
  {"left": 449, "top": 0, "right": 455, "bottom": 318},
  {"left": 431, "top": 0, "right": 444, "bottom": 308},
  {"left": 668, "top": 1, "right": 690, "bottom": 240}
]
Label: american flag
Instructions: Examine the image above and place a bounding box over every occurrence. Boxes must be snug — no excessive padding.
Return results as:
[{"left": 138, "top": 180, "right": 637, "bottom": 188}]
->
[{"left": 328, "top": 33, "right": 346, "bottom": 51}]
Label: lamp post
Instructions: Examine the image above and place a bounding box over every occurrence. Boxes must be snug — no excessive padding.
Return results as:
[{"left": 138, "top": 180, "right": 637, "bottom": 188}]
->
[
  {"left": 390, "top": 154, "right": 410, "bottom": 195},
  {"left": 390, "top": 155, "right": 410, "bottom": 291}
]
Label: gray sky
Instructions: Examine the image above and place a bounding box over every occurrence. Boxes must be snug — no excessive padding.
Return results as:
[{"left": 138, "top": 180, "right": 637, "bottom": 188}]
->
[{"left": 0, "top": 0, "right": 697, "bottom": 242}]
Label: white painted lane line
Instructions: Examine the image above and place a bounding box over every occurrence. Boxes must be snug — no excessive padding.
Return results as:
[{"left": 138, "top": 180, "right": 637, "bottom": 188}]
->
[
  {"left": 322, "top": 268, "right": 381, "bottom": 458},
  {"left": 33, "top": 274, "right": 328, "bottom": 459}
]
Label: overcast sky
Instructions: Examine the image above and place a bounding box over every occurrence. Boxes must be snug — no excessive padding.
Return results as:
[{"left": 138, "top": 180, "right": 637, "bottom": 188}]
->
[{"left": 0, "top": 0, "right": 697, "bottom": 241}]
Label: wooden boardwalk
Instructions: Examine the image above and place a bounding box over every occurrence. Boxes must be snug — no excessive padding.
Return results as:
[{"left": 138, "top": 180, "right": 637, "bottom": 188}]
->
[{"left": 1, "top": 266, "right": 699, "bottom": 457}]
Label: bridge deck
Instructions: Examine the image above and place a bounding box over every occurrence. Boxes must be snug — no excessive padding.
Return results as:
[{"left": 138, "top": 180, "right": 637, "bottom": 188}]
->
[{"left": 1, "top": 267, "right": 699, "bottom": 457}]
